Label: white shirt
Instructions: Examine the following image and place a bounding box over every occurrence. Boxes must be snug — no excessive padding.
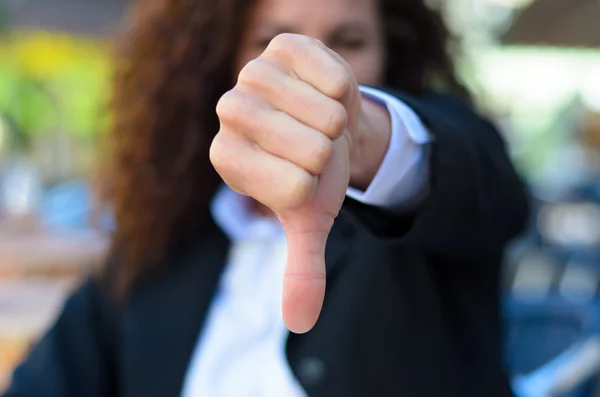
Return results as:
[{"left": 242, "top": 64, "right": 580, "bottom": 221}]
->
[{"left": 180, "top": 86, "right": 432, "bottom": 397}]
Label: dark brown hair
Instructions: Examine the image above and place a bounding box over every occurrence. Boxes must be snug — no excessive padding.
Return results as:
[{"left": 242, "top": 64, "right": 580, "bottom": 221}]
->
[{"left": 106, "top": 0, "right": 469, "bottom": 291}]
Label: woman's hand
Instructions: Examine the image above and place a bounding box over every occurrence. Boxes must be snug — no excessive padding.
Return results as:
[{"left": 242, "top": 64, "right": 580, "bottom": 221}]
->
[{"left": 210, "top": 33, "right": 390, "bottom": 334}]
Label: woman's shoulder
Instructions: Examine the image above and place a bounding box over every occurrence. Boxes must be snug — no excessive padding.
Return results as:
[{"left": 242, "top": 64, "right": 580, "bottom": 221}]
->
[
  {"left": 4, "top": 274, "right": 121, "bottom": 396},
  {"left": 389, "top": 88, "right": 482, "bottom": 121},
  {"left": 64, "top": 270, "right": 121, "bottom": 327}
]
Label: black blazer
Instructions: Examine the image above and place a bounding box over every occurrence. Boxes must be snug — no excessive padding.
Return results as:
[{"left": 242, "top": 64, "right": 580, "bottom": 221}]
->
[{"left": 3, "top": 90, "right": 528, "bottom": 397}]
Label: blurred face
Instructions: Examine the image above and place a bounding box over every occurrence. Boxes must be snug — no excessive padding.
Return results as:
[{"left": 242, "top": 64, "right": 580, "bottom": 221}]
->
[{"left": 236, "top": 0, "right": 386, "bottom": 86}]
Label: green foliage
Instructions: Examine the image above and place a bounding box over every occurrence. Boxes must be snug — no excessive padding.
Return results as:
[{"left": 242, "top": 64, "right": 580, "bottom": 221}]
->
[{"left": 0, "top": 32, "right": 111, "bottom": 142}]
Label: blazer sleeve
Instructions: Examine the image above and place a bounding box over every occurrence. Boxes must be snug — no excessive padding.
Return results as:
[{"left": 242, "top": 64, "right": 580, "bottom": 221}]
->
[
  {"left": 2, "top": 278, "right": 118, "bottom": 397},
  {"left": 342, "top": 89, "right": 529, "bottom": 257}
]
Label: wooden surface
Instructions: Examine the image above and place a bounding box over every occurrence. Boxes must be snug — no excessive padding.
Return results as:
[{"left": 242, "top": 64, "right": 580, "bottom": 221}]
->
[
  {"left": 0, "top": 230, "right": 108, "bottom": 391},
  {"left": 0, "top": 230, "right": 108, "bottom": 278}
]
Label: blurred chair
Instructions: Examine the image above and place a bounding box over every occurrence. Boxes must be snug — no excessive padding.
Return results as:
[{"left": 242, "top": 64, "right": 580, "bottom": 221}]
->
[
  {"left": 506, "top": 295, "right": 600, "bottom": 397},
  {"left": 505, "top": 179, "right": 600, "bottom": 395},
  {"left": 505, "top": 246, "right": 600, "bottom": 397}
]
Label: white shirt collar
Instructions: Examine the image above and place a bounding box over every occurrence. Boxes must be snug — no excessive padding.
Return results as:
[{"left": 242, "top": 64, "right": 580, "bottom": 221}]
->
[{"left": 210, "top": 184, "right": 282, "bottom": 242}]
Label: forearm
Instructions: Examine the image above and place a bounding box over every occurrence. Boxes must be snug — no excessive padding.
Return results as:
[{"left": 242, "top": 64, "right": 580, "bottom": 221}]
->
[{"left": 344, "top": 87, "right": 528, "bottom": 254}]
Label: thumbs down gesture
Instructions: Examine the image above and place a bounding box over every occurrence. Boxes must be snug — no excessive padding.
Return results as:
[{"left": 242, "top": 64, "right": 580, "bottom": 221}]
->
[{"left": 210, "top": 33, "right": 389, "bottom": 334}]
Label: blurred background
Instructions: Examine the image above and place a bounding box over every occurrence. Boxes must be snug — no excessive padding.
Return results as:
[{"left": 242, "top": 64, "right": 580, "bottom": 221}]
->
[{"left": 1, "top": 0, "right": 600, "bottom": 396}]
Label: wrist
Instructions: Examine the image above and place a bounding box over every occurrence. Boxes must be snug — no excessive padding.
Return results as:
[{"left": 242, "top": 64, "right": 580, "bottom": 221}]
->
[{"left": 349, "top": 96, "right": 392, "bottom": 191}]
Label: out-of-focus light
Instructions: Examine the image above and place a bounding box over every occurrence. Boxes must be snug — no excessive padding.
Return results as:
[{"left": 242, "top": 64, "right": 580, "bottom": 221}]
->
[
  {"left": 484, "top": 0, "right": 534, "bottom": 8},
  {"left": 512, "top": 251, "right": 557, "bottom": 302},
  {"left": 538, "top": 202, "right": 600, "bottom": 247},
  {"left": 0, "top": 161, "right": 43, "bottom": 216},
  {"left": 560, "top": 260, "right": 598, "bottom": 303},
  {"left": 476, "top": 50, "right": 588, "bottom": 118},
  {"left": 580, "top": 69, "right": 600, "bottom": 112}
]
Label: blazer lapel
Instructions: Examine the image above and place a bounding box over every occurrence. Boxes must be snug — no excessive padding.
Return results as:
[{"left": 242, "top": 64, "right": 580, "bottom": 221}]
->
[
  {"left": 324, "top": 210, "right": 357, "bottom": 278},
  {"left": 121, "top": 225, "right": 230, "bottom": 397},
  {"left": 120, "top": 210, "right": 355, "bottom": 397}
]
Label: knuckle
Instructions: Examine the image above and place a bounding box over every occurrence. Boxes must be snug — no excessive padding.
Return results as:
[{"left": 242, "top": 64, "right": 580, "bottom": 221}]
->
[
  {"left": 312, "top": 38, "right": 325, "bottom": 48},
  {"left": 284, "top": 171, "right": 316, "bottom": 208},
  {"left": 271, "top": 33, "right": 293, "bottom": 46},
  {"left": 215, "top": 90, "right": 237, "bottom": 121},
  {"left": 309, "top": 137, "right": 334, "bottom": 173},
  {"left": 323, "top": 103, "right": 348, "bottom": 138},
  {"left": 267, "top": 34, "right": 294, "bottom": 56},
  {"left": 267, "top": 33, "right": 311, "bottom": 63},
  {"left": 237, "top": 59, "right": 266, "bottom": 88},
  {"left": 209, "top": 134, "right": 229, "bottom": 172},
  {"left": 270, "top": 33, "right": 302, "bottom": 49},
  {"left": 325, "top": 68, "right": 352, "bottom": 100},
  {"left": 215, "top": 90, "right": 246, "bottom": 125},
  {"left": 209, "top": 133, "right": 247, "bottom": 195}
]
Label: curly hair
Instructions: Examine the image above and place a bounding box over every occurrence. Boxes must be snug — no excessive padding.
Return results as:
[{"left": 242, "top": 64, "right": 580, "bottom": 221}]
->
[{"left": 106, "top": 0, "right": 469, "bottom": 292}]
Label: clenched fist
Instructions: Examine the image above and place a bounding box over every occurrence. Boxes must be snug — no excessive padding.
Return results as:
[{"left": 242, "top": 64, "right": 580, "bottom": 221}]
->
[{"left": 210, "top": 33, "right": 363, "bottom": 334}]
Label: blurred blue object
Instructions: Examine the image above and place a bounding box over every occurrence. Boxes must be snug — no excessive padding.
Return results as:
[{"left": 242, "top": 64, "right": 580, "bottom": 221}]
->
[
  {"left": 512, "top": 336, "right": 600, "bottom": 397},
  {"left": 505, "top": 295, "right": 600, "bottom": 397},
  {"left": 504, "top": 180, "right": 600, "bottom": 397},
  {"left": 40, "top": 179, "right": 115, "bottom": 232},
  {"left": 505, "top": 232, "right": 600, "bottom": 397}
]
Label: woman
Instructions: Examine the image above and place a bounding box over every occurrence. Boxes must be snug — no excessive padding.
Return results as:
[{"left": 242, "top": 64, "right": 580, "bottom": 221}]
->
[{"left": 4, "top": 0, "right": 528, "bottom": 396}]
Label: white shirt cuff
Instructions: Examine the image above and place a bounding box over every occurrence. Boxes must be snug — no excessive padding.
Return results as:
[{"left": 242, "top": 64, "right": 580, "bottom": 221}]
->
[{"left": 345, "top": 86, "right": 433, "bottom": 210}]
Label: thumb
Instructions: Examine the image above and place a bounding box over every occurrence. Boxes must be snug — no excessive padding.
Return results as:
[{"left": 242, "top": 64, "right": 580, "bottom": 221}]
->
[{"left": 278, "top": 210, "right": 334, "bottom": 334}]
